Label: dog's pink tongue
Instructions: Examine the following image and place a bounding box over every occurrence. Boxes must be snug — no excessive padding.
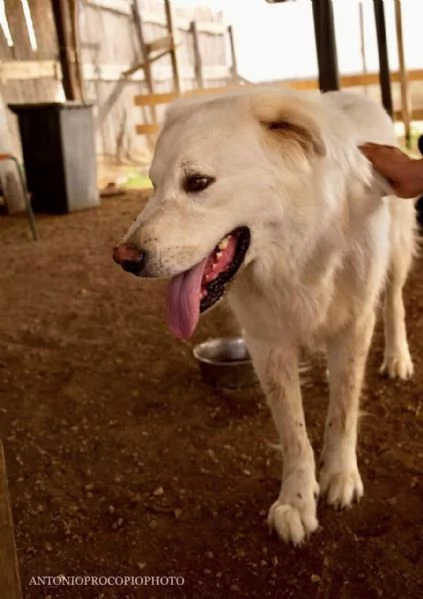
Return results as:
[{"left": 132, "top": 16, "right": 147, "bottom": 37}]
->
[{"left": 166, "top": 258, "right": 208, "bottom": 340}]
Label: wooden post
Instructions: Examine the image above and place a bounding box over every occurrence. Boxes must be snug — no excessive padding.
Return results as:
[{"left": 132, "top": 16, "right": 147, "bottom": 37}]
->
[
  {"left": 50, "top": 0, "right": 79, "bottom": 101},
  {"left": 394, "top": 0, "right": 411, "bottom": 148},
  {"left": 358, "top": 0, "right": 368, "bottom": 95},
  {"left": 69, "top": 0, "right": 86, "bottom": 102},
  {"left": 132, "top": 0, "right": 157, "bottom": 124},
  {"left": 190, "top": 20, "right": 204, "bottom": 89},
  {"left": 227, "top": 25, "right": 239, "bottom": 84},
  {"left": 0, "top": 441, "right": 22, "bottom": 599},
  {"left": 164, "top": 0, "right": 182, "bottom": 94}
]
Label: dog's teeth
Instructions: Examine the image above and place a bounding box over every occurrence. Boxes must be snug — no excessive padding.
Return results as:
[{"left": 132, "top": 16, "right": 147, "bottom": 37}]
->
[
  {"left": 218, "top": 237, "right": 230, "bottom": 250},
  {"left": 216, "top": 251, "right": 222, "bottom": 260},
  {"left": 212, "top": 263, "right": 217, "bottom": 270}
]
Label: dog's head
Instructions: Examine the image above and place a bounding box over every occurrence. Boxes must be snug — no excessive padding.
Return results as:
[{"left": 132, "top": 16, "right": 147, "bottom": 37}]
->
[{"left": 113, "top": 90, "right": 337, "bottom": 339}]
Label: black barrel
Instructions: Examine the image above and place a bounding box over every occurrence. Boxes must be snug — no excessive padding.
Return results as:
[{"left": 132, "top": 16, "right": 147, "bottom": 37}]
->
[{"left": 8, "top": 102, "right": 99, "bottom": 214}]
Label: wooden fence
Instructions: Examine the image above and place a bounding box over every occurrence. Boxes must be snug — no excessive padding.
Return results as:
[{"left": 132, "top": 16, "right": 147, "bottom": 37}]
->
[
  {"left": 134, "top": 68, "right": 423, "bottom": 137},
  {"left": 1, "top": 0, "right": 423, "bottom": 163},
  {"left": 0, "top": 0, "right": 235, "bottom": 161},
  {"left": 79, "top": 0, "right": 237, "bottom": 159}
]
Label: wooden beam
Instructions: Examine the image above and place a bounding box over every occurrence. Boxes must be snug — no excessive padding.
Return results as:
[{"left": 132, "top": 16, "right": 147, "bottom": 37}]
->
[
  {"left": 136, "top": 108, "right": 423, "bottom": 138},
  {"left": 82, "top": 63, "right": 229, "bottom": 82},
  {"left": 394, "top": 0, "right": 411, "bottom": 147},
  {"left": 84, "top": 1, "right": 229, "bottom": 34},
  {"left": 394, "top": 108, "right": 423, "bottom": 122},
  {"left": 227, "top": 25, "right": 239, "bottom": 84},
  {"left": 129, "top": 10, "right": 227, "bottom": 34},
  {"left": 84, "top": 0, "right": 131, "bottom": 15},
  {"left": 146, "top": 35, "right": 173, "bottom": 55},
  {"left": 136, "top": 123, "right": 161, "bottom": 135},
  {"left": 164, "top": 0, "right": 182, "bottom": 94},
  {"left": 0, "top": 61, "right": 60, "bottom": 81},
  {"left": 358, "top": 0, "right": 368, "bottom": 95},
  {"left": 132, "top": 0, "right": 156, "bottom": 125},
  {"left": 51, "top": 0, "right": 79, "bottom": 100},
  {"left": 134, "top": 68, "right": 423, "bottom": 107},
  {"left": 69, "top": 0, "right": 86, "bottom": 102},
  {"left": 190, "top": 20, "right": 204, "bottom": 89},
  {"left": 0, "top": 441, "right": 22, "bottom": 599}
]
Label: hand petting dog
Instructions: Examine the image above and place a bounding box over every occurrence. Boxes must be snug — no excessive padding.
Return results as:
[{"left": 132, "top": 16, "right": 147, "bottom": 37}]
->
[{"left": 360, "top": 142, "right": 423, "bottom": 198}]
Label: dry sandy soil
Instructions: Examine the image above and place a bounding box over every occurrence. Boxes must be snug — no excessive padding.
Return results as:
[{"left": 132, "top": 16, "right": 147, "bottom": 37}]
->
[{"left": 0, "top": 192, "right": 422, "bottom": 599}]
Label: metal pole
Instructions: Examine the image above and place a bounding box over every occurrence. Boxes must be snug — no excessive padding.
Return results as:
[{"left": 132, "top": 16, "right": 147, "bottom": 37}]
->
[
  {"left": 373, "top": 0, "right": 393, "bottom": 117},
  {"left": 311, "top": 0, "right": 340, "bottom": 92}
]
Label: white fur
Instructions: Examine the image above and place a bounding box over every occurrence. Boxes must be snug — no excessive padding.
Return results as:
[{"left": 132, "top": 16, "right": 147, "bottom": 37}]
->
[{"left": 120, "top": 88, "right": 416, "bottom": 544}]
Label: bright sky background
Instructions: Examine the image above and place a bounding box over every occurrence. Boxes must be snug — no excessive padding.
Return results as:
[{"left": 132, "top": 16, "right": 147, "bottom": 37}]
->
[{"left": 174, "top": 0, "right": 423, "bottom": 82}]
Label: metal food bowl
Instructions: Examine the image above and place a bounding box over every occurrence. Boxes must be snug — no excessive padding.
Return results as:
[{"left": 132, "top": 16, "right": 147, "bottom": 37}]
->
[{"left": 193, "top": 336, "right": 257, "bottom": 389}]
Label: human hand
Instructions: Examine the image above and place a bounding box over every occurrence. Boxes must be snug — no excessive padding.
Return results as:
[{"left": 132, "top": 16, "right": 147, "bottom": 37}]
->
[{"left": 360, "top": 142, "right": 423, "bottom": 198}]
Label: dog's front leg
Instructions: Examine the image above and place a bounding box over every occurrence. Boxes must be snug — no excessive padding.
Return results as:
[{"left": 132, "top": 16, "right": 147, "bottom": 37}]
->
[
  {"left": 246, "top": 336, "right": 319, "bottom": 545},
  {"left": 320, "top": 313, "right": 375, "bottom": 508}
]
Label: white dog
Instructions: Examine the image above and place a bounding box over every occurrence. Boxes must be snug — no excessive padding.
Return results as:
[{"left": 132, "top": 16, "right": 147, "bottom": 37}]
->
[{"left": 113, "top": 88, "right": 416, "bottom": 545}]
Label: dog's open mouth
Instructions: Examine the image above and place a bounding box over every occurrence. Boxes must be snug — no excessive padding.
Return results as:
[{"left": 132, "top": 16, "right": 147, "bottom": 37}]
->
[{"left": 166, "top": 226, "right": 250, "bottom": 340}]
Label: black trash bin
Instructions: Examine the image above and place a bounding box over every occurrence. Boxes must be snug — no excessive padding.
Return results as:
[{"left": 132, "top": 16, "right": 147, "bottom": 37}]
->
[{"left": 8, "top": 102, "right": 99, "bottom": 214}]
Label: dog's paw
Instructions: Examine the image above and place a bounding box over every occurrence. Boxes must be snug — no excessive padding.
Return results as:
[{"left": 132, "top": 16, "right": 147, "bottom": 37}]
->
[
  {"left": 268, "top": 479, "right": 320, "bottom": 545},
  {"left": 320, "top": 468, "right": 363, "bottom": 509},
  {"left": 268, "top": 500, "right": 319, "bottom": 545},
  {"left": 380, "top": 348, "right": 414, "bottom": 380}
]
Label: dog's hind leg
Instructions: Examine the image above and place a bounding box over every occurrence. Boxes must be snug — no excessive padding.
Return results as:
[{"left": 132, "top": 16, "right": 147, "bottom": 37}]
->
[
  {"left": 320, "top": 312, "right": 375, "bottom": 508},
  {"left": 246, "top": 335, "right": 319, "bottom": 545},
  {"left": 380, "top": 200, "right": 415, "bottom": 379}
]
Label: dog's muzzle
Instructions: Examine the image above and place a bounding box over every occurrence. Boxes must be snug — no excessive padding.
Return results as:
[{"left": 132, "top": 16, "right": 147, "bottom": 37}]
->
[{"left": 113, "top": 244, "right": 145, "bottom": 275}]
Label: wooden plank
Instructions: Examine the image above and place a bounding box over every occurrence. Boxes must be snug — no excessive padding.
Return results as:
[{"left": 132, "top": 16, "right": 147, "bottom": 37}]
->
[
  {"left": 84, "top": 0, "right": 131, "bottom": 16},
  {"left": 146, "top": 35, "right": 173, "bottom": 55},
  {"left": 136, "top": 123, "right": 160, "bottom": 135},
  {"left": 227, "top": 25, "right": 239, "bottom": 84},
  {"left": 164, "top": 0, "right": 182, "bottom": 94},
  {"left": 0, "top": 60, "right": 228, "bottom": 84},
  {"left": 135, "top": 91, "right": 179, "bottom": 107},
  {"left": 394, "top": 0, "right": 411, "bottom": 146},
  {"left": 136, "top": 107, "right": 423, "bottom": 139},
  {"left": 358, "top": 0, "right": 368, "bottom": 95},
  {"left": 394, "top": 108, "right": 423, "bottom": 122},
  {"left": 190, "top": 20, "right": 204, "bottom": 89},
  {"left": 70, "top": 0, "right": 86, "bottom": 102},
  {"left": 195, "top": 21, "right": 227, "bottom": 35},
  {"left": 51, "top": 0, "right": 81, "bottom": 100},
  {"left": 84, "top": 1, "right": 228, "bottom": 34},
  {"left": 134, "top": 82, "right": 308, "bottom": 107},
  {"left": 133, "top": 68, "right": 423, "bottom": 107},
  {"left": 0, "top": 60, "right": 60, "bottom": 81},
  {"left": 135, "top": 10, "right": 227, "bottom": 34},
  {"left": 0, "top": 441, "right": 22, "bottom": 599},
  {"left": 82, "top": 63, "right": 229, "bottom": 82},
  {"left": 132, "top": 0, "right": 156, "bottom": 124}
]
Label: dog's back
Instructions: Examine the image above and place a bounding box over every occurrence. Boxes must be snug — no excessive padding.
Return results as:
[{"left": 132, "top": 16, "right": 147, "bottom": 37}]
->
[{"left": 321, "top": 91, "right": 415, "bottom": 377}]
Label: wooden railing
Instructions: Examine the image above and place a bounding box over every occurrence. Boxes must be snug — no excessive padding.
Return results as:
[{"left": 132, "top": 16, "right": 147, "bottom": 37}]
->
[{"left": 134, "top": 68, "right": 423, "bottom": 136}]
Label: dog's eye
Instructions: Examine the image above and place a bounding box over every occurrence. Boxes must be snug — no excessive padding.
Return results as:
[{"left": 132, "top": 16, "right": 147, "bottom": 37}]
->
[{"left": 183, "top": 174, "right": 215, "bottom": 193}]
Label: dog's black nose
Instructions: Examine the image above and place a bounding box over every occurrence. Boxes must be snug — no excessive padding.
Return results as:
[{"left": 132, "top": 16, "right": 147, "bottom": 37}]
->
[{"left": 113, "top": 244, "right": 145, "bottom": 275}]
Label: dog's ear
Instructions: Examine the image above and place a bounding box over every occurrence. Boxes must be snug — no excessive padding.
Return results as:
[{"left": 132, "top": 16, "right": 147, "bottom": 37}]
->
[
  {"left": 253, "top": 94, "right": 326, "bottom": 157},
  {"left": 261, "top": 119, "right": 326, "bottom": 157}
]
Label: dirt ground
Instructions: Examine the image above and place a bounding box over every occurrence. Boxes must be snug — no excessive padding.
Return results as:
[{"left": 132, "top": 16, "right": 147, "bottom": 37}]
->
[{"left": 0, "top": 192, "right": 422, "bottom": 599}]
